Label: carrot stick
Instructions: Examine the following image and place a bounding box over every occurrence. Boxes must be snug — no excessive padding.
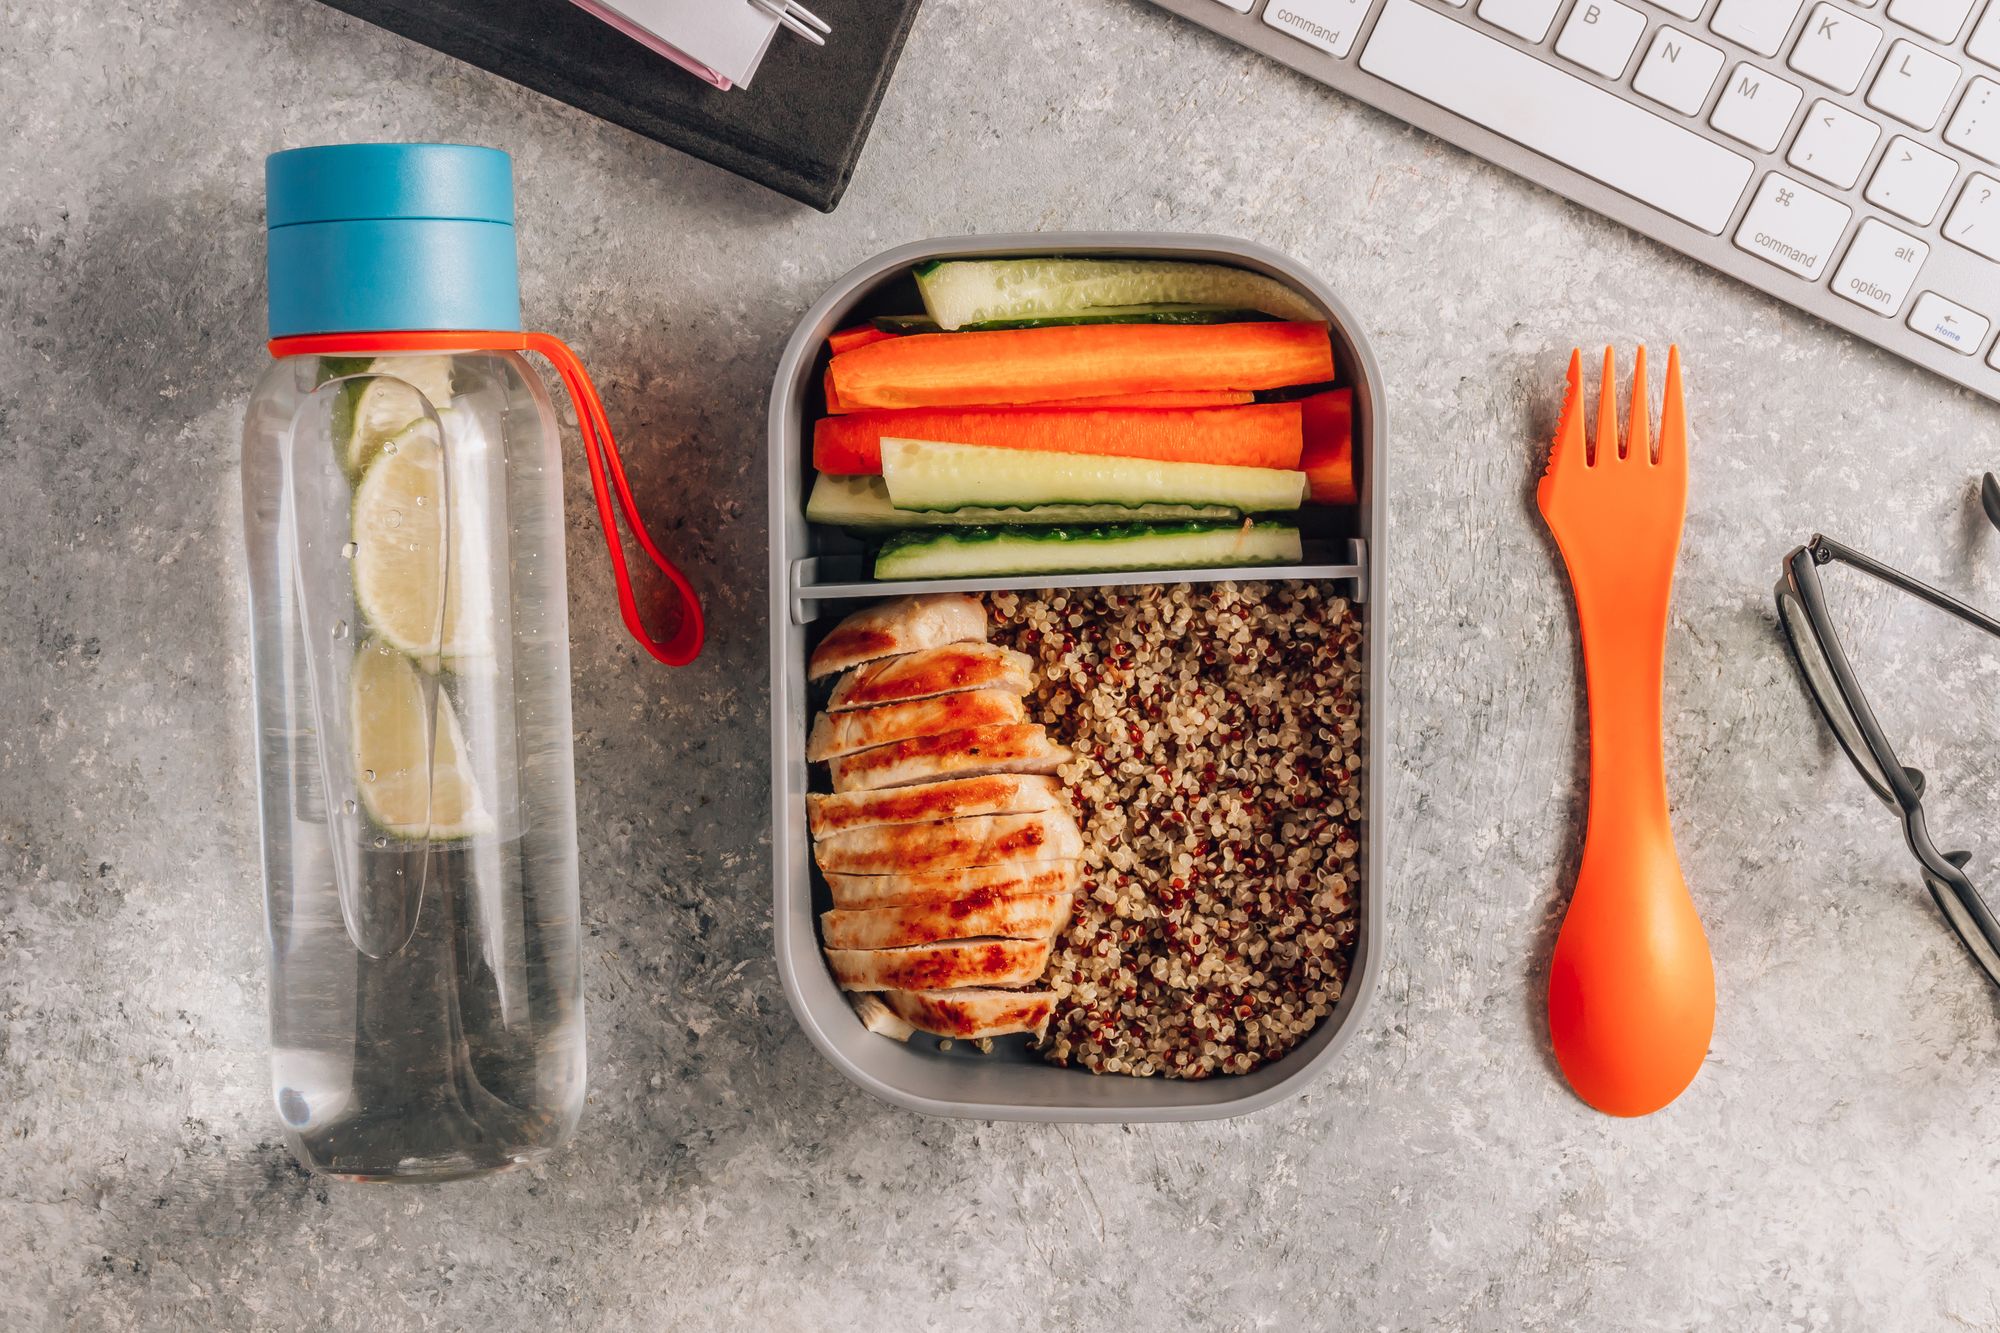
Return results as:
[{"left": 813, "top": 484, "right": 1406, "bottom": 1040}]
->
[
  {"left": 823, "top": 365, "right": 847, "bottom": 414},
  {"left": 828, "top": 325, "right": 899, "bottom": 356},
  {"left": 823, "top": 387, "right": 1257, "bottom": 415},
  {"left": 813, "top": 403, "right": 1305, "bottom": 476},
  {"left": 1012, "top": 389, "right": 1254, "bottom": 410},
  {"left": 826, "top": 322, "right": 1335, "bottom": 411},
  {"left": 1299, "top": 389, "right": 1356, "bottom": 504}
]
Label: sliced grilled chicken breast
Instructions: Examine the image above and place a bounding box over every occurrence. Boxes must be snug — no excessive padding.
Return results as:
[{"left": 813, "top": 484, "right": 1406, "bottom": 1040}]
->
[
  {"left": 879, "top": 988, "right": 1056, "bottom": 1040},
  {"left": 807, "top": 593, "right": 986, "bottom": 681},
  {"left": 823, "top": 860, "right": 1083, "bottom": 910},
  {"left": 807, "top": 774, "right": 1064, "bottom": 840},
  {"left": 824, "top": 937, "right": 1053, "bottom": 991},
  {"left": 828, "top": 643, "right": 1035, "bottom": 712},
  {"left": 820, "top": 888, "right": 1073, "bottom": 950},
  {"left": 813, "top": 809, "right": 1082, "bottom": 876},
  {"left": 806, "top": 688, "right": 1028, "bottom": 762},
  {"left": 828, "top": 723, "right": 1072, "bottom": 793}
]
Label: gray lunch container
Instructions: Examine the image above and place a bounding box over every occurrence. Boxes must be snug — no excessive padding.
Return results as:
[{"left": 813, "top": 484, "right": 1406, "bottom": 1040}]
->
[{"left": 766, "top": 234, "right": 1385, "bottom": 1121}]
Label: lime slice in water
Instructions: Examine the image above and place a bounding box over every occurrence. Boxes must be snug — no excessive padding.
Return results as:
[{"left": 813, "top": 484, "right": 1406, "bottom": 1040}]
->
[
  {"left": 351, "top": 419, "right": 487, "bottom": 658},
  {"left": 338, "top": 356, "right": 455, "bottom": 474},
  {"left": 350, "top": 639, "right": 491, "bottom": 841}
]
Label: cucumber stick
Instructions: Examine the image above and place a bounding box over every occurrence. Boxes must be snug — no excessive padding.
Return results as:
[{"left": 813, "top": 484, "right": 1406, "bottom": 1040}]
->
[
  {"left": 881, "top": 438, "right": 1305, "bottom": 514},
  {"left": 873, "top": 304, "right": 1270, "bottom": 334},
  {"left": 914, "top": 258, "right": 1320, "bottom": 331},
  {"left": 806, "top": 473, "right": 1237, "bottom": 529},
  {"left": 874, "top": 522, "right": 1302, "bottom": 579}
]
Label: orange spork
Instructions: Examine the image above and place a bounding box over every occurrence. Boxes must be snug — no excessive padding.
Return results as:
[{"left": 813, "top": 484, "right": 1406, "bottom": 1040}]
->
[{"left": 1537, "top": 346, "right": 1714, "bottom": 1117}]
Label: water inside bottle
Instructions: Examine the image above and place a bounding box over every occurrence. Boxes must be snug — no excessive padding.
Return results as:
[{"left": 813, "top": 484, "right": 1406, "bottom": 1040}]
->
[{"left": 267, "top": 837, "right": 581, "bottom": 1180}]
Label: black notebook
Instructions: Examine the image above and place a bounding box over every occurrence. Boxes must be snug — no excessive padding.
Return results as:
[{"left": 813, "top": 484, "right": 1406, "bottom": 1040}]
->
[{"left": 313, "top": 0, "right": 924, "bottom": 211}]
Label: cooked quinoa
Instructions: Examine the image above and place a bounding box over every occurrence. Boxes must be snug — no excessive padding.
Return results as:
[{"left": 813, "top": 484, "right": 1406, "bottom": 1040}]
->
[{"left": 987, "top": 582, "right": 1363, "bottom": 1079}]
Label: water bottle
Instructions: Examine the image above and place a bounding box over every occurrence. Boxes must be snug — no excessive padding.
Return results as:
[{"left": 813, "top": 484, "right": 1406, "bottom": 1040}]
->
[{"left": 241, "top": 143, "right": 701, "bottom": 1180}]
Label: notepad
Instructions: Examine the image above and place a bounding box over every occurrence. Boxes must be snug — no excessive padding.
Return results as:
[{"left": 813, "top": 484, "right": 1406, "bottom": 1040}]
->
[{"left": 313, "top": 0, "right": 925, "bottom": 211}]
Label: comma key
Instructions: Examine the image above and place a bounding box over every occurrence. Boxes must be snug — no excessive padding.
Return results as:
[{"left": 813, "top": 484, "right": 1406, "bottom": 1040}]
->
[{"left": 1787, "top": 99, "right": 1881, "bottom": 189}]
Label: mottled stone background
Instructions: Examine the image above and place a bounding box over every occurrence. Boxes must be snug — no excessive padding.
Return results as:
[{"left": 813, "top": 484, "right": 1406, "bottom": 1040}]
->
[{"left": 6, "top": 1, "right": 2000, "bottom": 1329}]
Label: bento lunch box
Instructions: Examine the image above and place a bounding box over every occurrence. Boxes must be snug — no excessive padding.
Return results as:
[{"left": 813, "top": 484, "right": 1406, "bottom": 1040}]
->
[{"left": 767, "top": 234, "right": 1386, "bottom": 1121}]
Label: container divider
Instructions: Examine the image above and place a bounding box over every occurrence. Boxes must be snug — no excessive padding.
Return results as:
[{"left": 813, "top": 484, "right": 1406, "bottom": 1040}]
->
[
  {"left": 793, "top": 563, "right": 1364, "bottom": 603},
  {"left": 1346, "top": 538, "right": 1369, "bottom": 603},
  {"left": 789, "top": 557, "right": 823, "bottom": 624}
]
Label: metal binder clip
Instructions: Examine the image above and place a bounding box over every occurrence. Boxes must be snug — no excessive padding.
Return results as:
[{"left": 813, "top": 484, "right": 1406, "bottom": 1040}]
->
[{"left": 751, "top": 0, "right": 830, "bottom": 45}]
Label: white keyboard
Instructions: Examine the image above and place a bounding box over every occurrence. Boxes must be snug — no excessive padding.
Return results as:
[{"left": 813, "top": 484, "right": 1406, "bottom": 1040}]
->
[{"left": 1154, "top": 0, "right": 2000, "bottom": 404}]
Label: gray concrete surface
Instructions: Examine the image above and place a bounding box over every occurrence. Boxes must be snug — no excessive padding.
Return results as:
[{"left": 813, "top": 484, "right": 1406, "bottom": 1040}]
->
[{"left": 6, "top": 0, "right": 2000, "bottom": 1328}]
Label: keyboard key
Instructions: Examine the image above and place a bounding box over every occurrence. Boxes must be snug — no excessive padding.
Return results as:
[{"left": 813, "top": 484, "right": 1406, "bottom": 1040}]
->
[
  {"left": 1945, "top": 76, "right": 2000, "bottom": 162},
  {"left": 1209, "top": 0, "right": 1256, "bottom": 11},
  {"left": 1972, "top": 0, "right": 2000, "bottom": 67},
  {"left": 1908, "top": 291, "right": 1991, "bottom": 352},
  {"left": 1634, "top": 28, "right": 1728, "bottom": 113},
  {"left": 1866, "top": 40, "right": 1961, "bottom": 129},
  {"left": 1358, "top": 0, "right": 1756, "bottom": 232},
  {"left": 1711, "top": 63, "right": 1805, "bottom": 148},
  {"left": 1710, "top": 0, "right": 1805, "bottom": 57},
  {"left": 1787, "top": 99, "right": 1883, "bottom": 187},
  {"left": 1886, "top": 0, "right": 1977, "bottom": 39},
  {"left": 1865, "top": 136, "right": 1960, "bottom": 222},
  {"left": 1788, "top": 4, "right": 1883, "bottom": 93},
  {"left": 1557, "top": 0, "right": 1649, "bottom": 78},
  {"left": 1734, "top": 172, "right": 1852, "bottom": 276},
  {"left": 1479, "top": 0, "right": 1566, "bottom": 41},
  {"left": 1263, "top": 0, "right": 1372, "bottom": 57},
  {"left": 1830, "top": 218, "right": 1929, "bottom": 313},
  {"left": 1943, "top": 171, "right": 2000, "bottom": 258},
  {"left": 1656, "top": 0, "right": 1708, "bottom": 16}
]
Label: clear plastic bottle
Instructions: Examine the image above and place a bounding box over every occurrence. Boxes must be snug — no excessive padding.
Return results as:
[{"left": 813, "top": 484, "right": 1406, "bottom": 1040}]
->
[{"left": 242, "top": 145, "right": 699, "bottom": 1180}]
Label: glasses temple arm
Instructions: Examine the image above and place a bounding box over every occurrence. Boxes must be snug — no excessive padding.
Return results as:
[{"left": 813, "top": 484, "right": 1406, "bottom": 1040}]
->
[{"left": 1810, "top": 534, "right": 2000, "bottom": 642}]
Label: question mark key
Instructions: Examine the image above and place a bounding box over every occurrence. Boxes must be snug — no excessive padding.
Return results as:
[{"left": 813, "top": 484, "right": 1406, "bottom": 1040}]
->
[{"left": 1943, "top": 172, "right": 2000, "bottom": 262}]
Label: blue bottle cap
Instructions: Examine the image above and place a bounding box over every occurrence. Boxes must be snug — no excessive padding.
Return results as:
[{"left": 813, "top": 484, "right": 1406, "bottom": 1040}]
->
[{"left": 265, "top": 143, "right": 522, "bottom": 337}]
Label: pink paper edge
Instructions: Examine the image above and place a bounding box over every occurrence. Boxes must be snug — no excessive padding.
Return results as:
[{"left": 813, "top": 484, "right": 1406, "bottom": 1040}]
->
[{"left": 567, "top": 0, "right": 733, "bottom": 90}]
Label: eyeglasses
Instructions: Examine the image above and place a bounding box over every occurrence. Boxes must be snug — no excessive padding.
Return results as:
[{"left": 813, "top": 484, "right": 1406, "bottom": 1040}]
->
[{"left": 1774, "top": 478, "right": 2000, "bottom": 989}]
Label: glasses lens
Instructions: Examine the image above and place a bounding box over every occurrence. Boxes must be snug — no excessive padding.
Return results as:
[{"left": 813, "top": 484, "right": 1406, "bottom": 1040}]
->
[
  {"left": 1777, "top": 586, "right": 1896, "bottom": 804},
  {"left": 1923, "top": 861, "right": 2000, "bottom": 991}
]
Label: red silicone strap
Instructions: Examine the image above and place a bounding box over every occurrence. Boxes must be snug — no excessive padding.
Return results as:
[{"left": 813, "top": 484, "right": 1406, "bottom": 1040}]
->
[{"left": 270, "top": 331, "right": 704, "bottom": 666}]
